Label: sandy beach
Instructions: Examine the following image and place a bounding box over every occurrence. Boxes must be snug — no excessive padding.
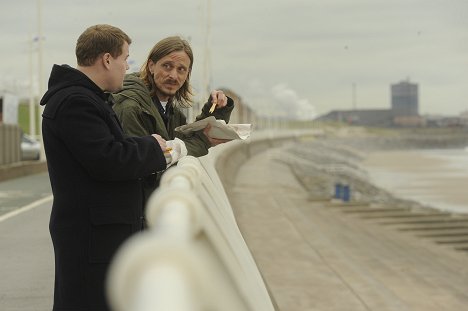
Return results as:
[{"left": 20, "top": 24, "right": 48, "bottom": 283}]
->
[{"left": 282, "top": 127, "right": 468, "bottom": 215}]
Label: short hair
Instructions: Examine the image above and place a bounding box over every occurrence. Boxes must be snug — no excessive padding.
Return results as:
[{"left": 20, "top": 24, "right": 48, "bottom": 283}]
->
[
  {"left": 141, "top": 36, "right": 194, "bottom": 106},
  {"left": 76, "top": 24, "right": 132, "bottom": 66}
]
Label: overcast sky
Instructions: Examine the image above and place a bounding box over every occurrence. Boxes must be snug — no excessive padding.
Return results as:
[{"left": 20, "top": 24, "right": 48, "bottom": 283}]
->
[{"left": 0, "top": 0, "right": 467, "bottom": 118}]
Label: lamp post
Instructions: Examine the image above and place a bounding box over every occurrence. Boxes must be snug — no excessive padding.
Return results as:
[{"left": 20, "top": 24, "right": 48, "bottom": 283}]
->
[
  {"left": 37, "top": 0, "right": 46, "bottom": 160},
  {"left": 29, "top": 34, "right": 36, "bottom": 138}
]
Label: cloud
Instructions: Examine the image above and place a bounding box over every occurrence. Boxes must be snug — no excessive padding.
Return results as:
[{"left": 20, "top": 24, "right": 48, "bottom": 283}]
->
[
  {"left": 1, "top": 0, "right": 467, "bottom": 116},
  {"left": 244, "top": 80, "right": 317, "bottom": 120}
]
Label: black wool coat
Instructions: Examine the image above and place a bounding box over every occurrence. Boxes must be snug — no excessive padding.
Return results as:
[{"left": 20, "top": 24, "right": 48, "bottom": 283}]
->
[{"left": 40, "top": 64, "right": 167, "bottom": 311}]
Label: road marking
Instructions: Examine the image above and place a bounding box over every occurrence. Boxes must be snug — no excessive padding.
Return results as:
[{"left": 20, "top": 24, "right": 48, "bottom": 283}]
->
[{"left": 0, "top": 194, "right": 53, "bottom": 223}]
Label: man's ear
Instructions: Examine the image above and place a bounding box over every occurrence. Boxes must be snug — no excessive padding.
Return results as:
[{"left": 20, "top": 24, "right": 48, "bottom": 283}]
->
[
  {"left": 103, "top": 53, "right": 111, "bottom": 69},
  {"left": 148, "top": 59, "right": 155, "bottom": 74}
]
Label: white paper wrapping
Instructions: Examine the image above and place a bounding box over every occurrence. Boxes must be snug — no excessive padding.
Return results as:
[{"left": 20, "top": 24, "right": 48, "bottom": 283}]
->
[{"left": 175, "top": 116, "right": 251, "bottom": 140}]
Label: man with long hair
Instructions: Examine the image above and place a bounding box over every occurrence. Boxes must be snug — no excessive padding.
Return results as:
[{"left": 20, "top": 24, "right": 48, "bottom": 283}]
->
[{"left": 112, "top": 36, "right": 234, "bottom": 200}]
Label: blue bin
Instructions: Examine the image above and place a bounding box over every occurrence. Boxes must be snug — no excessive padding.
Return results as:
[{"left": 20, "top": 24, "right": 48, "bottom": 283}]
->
[
  {"left": 342, "top": 185, "right": 350, "bottom": 202},
  {"left": 334, "top": 183, "right": 343, "bottom": 199}
]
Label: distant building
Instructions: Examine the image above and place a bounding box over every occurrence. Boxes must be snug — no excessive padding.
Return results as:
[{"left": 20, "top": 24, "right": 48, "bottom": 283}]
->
[
  {"left": 0, "top": 93, "right": 20, "bottom": 124},
  {"left": 393, "top": 115, "right": 426, "bottom": 127},
  {"left": 316, "top": 79, "right": 423, "bottom": 127},
  {"left": 316, "top": 109, "right": 394, "bottom": 127},
  {"left": 425, "top": 115, "right": 468, "bottom": 128},
  {"left": 391, "top": 80, "right": 418, "bottom": 117}
]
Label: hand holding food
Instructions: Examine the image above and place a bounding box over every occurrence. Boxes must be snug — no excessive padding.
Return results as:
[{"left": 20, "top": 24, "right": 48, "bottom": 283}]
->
[{"left": 209, "top": 90, "right": 228, "bottom": 113}]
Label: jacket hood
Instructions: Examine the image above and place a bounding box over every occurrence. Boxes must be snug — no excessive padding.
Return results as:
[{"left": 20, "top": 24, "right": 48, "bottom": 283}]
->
[
  {"left": 111, "top": 72, "right": 154, "bottom": 107},
  {"left": 113, "top": 72, "right": 149, "bottom": 99},
  {"left": 40, "top": 64, "right": 101, "bottom": 106},
  {"left": 122, "top": 72, "right": 147, "bottom": 91}
]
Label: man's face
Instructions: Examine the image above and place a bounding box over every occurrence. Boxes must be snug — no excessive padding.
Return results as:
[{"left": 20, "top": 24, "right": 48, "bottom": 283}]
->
[
  {"left": 149, "top": 50, "right": 190, "bottom": 101},
  {"left": 108, "top": 42, "right": 130, "bottom": 92}
]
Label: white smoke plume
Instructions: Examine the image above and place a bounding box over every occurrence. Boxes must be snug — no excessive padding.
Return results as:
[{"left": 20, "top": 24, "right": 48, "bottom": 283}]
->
[
  {"left": 245, "top": 80, "right": 317, "bottom": 120},
  {"left": 271, "top": 83, "right": 317, "bottom": 120}
]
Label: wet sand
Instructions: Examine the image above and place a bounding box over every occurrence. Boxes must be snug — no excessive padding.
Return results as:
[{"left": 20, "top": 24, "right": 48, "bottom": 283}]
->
[{"left": 362, "top": 150, "right": 468, "bottom": 214}]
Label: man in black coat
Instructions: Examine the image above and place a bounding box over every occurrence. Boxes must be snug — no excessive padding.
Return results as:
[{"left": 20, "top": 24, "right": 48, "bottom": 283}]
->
[{"left": 40, "top": 24, "right": 168, "bottom": 310}]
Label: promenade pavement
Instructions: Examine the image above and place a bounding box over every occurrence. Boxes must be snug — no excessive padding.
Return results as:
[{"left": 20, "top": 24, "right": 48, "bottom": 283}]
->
[{"left": 227, "top": 144, "right": 468, "bottom": 311}]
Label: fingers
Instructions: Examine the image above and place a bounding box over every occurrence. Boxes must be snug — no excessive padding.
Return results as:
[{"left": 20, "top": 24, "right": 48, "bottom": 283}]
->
[
  {"left": 203, "top": 123, "right": 212, "bottom": 134},
  {"left": 210, "top": 90, "right": 228, "bottom": 108},
  {"left": 203, "top": 124, "right": 232, "bottom": 146},
  {"left": 151, "top": 134, "right": 167, "bottom": 152},
  {"left": 202, "top": 124, "right": 211, "bottom": 139},
  {"left": 208, "top": 137, "right": 232, "bottom": 146}
]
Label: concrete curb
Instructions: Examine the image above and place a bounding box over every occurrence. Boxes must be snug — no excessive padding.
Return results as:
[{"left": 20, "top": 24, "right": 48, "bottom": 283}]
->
[{"left": 0, "top": 161, "right": 48, "bottom": 182}]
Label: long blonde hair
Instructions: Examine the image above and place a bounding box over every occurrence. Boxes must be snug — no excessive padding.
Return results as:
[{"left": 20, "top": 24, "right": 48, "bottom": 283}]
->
[{"left": 140, "top": 36, "right": 194, "bottom": 107}]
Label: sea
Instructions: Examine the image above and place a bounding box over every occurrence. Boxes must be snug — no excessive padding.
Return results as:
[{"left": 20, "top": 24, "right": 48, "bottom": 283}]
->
[{"left": 362, "top": 148, "right": 468, "bottom": 215}]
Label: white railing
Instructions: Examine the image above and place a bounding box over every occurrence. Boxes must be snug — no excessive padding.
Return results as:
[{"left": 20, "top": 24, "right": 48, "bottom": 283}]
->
[{"left": 106, "top": 155, "right": 276, "bottom": 311}]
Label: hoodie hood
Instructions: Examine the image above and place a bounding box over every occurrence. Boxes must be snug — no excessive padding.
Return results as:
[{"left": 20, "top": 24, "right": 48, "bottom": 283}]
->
[
  {"left": 40, "top": 64, "right": 102, "bottom": 106},
  {"left": 122, "top": 72, "right": 147, "bottom": 91},
  {"left": 111, "top": 72, "right": 151, "bottom": 105}
]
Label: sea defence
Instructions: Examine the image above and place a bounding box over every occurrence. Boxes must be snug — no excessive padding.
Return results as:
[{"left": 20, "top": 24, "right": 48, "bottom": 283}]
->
[{"left": 108, "top": 128, "right": 468, "bottom": 310}]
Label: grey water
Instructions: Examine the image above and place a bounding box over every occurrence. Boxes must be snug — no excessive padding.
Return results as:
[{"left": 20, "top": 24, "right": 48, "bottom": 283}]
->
[{"left": 362, "top": 148, "right": 468, "bottom": 214}]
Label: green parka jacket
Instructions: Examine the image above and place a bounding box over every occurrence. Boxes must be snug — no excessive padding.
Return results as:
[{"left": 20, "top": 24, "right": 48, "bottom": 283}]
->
[
  {"left": 111, "top": 73, "right": 234, "bottom": 206},
  {"left": 112, "top": 72, "right": 234, "bottom": 157}
]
